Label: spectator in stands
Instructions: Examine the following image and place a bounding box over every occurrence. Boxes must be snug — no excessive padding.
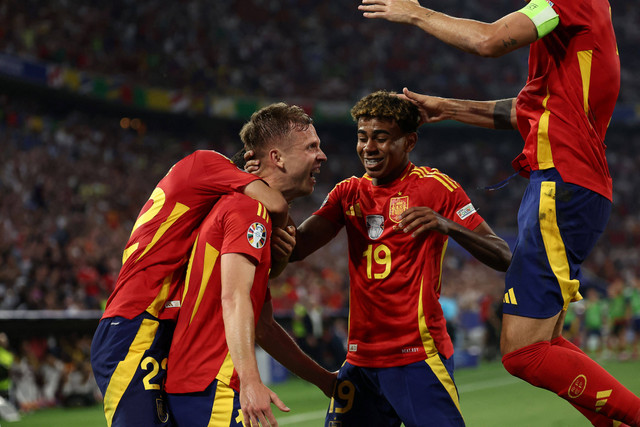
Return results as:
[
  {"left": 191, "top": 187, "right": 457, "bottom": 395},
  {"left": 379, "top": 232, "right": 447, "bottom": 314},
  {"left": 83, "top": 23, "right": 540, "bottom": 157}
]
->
[
  {"left": 583, "top": 287, "right": 607, "bottom": 358},
  {"left": 60, "top": 360, "right": 100, "bottom": 408},
  {"left": 0, "top": 0, "right": 637, "bottom": 104}
]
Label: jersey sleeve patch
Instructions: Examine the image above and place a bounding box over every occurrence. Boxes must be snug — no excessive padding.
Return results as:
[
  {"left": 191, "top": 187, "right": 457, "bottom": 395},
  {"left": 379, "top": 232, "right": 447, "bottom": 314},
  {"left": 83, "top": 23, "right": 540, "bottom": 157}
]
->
[
  {"left": 456, "top": 203, "right": 477, "bottom": 220},
  {"left": 247, "top": 222, "right": 267, "bottom": 248}
]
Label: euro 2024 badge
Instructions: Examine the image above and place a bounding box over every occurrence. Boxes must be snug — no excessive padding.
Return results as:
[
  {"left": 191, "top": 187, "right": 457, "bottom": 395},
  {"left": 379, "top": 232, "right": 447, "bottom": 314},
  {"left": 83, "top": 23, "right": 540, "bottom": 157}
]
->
[
  {"left": 247, "top": 222, "right": 267, "bottom": 249},
  {"left": 366, "top": 215, "right": 384, "bottom": 240}
]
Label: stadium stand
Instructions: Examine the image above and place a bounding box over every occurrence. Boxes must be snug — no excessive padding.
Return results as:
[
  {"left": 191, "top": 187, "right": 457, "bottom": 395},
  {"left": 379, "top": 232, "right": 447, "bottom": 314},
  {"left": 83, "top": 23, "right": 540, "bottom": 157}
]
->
[{"left": 0, "top": 0, "right": 639, "bottom": 413}]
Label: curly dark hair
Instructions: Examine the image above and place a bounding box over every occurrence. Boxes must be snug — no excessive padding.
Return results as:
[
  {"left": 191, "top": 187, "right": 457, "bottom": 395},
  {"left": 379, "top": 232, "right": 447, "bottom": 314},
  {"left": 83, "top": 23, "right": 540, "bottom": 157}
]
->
[
  {"left": 350, "top": 90, "right": 420, "bottom": 134},
  {"left": 239, "top": 102, "right": 313, "bottom": 158}
]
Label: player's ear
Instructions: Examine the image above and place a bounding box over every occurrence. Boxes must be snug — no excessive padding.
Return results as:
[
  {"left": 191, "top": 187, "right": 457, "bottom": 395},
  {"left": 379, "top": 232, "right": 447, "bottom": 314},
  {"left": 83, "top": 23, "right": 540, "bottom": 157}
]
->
[
  {"left": 404, "top": 132, "right": 418, "bottom": 153},
  {"left": 268, "top": 148, "right": 284, "bottom": 169}
]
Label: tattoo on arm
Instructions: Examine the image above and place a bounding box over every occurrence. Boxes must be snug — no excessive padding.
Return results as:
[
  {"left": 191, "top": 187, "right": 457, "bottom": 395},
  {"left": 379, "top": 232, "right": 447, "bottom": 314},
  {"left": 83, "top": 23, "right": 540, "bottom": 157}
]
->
[
  {"left": 501, "top": 24, "right": 518, "bottom": 49},
  {"left": 502, "top": 37, "right": 518, "bottom": 48},
  {"left": 423, "top": 10, "right": 436, "bottom": 19},
  {"left": 493, "top": 99, "right": 514, "bottom": 129}
]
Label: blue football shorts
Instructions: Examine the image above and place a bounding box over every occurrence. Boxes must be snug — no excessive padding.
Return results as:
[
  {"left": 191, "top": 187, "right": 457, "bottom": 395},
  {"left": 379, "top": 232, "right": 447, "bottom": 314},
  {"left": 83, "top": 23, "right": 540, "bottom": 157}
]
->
[
  {"left": 167, "top": 379, "right": 244, "bottom": 427},
  {"left": 504, "top": 168, "right": 611, "bottom": 318},
  {"left": 325, "top": 355, "right": 464, "bottom": 427},
  {"left": 91, "top": 311, "right": 175, "bottom": 427}
]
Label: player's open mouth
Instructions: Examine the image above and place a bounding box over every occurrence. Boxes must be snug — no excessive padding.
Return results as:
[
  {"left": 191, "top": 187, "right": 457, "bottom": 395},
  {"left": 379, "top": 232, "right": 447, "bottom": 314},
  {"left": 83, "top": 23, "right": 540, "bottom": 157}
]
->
[
  {"left": 364, "top": 158, "right": 383, "bottom": 168},
  {"left": 310, "top": 167, "right": 321, "bottom": 182}
]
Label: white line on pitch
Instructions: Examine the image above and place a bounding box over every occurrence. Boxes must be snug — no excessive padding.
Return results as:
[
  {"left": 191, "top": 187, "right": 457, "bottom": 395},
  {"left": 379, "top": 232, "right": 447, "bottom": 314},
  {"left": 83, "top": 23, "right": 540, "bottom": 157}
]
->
[
  {"left": 278, "top": 409, "right": 327, "bottom": 425},
  {"left": 458, "top": 376, "right": 521, "bottom": 393}
]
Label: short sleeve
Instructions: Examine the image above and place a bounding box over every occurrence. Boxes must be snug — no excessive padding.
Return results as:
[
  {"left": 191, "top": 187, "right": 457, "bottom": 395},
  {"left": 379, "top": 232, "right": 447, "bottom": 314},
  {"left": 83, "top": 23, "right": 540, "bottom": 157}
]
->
[
  {"left": 196, "top": 150, "right": 261, "bottom": 194},
  {"left": 313, "top": 180, "right": 348, "bottom": 227},
  {"left": 219, "top": 194, "right": 272, "bottom": 265}
]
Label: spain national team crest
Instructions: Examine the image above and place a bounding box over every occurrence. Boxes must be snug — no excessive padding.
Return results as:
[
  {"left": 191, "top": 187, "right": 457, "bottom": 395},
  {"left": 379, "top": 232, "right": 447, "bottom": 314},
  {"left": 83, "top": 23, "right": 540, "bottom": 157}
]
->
[
  {"left": 366, "top": 215, "right": 384, "bottom": 240},
  {"left": 247, "top": 222, "right": 267, "bottom": 248},
  {"left": 389, "top": 196, "right": 409, "bottom": 223}
]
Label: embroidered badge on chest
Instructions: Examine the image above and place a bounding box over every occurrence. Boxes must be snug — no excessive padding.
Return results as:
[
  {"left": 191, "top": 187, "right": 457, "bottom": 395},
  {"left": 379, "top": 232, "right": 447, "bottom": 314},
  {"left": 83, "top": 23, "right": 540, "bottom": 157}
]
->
[
  {"left": 366, "top": 215, "right": 384, "bottom": 240},
  {"left": 389, "top": 196, "right": 409, "bottom": 223}
]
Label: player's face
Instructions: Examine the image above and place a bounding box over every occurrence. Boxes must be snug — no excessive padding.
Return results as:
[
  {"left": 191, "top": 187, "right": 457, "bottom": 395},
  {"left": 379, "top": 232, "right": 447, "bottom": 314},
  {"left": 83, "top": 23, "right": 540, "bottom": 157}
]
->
[
  {"left": 356, "top": 117, "right": 414, "bottom": 186},
  {"left": 280, "top": 124, "right": 326, "bottom": 200}
]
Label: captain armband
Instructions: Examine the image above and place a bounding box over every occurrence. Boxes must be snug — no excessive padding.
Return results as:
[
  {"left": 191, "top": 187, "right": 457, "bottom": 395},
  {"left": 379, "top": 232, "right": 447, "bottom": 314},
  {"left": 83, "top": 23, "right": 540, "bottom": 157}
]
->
[{"left": 518, "top": 0, "right": 559, "bottom": 39}]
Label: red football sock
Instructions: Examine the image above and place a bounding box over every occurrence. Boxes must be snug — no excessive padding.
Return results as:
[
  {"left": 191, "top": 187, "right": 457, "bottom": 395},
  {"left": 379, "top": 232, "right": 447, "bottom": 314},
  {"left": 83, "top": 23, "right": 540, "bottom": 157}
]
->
[
  {"left": 502, "top": 340, "right": 640, "bottom": 426},
  {"left": 551, "top": 336, "right": 630, "bottom": 427}
]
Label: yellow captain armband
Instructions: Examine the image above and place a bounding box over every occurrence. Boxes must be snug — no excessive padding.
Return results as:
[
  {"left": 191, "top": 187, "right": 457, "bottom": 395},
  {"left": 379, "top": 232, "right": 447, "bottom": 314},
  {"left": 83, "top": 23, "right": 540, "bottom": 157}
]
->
[{"left": 518, "top": 0, "right": 559, "bottom": 39}]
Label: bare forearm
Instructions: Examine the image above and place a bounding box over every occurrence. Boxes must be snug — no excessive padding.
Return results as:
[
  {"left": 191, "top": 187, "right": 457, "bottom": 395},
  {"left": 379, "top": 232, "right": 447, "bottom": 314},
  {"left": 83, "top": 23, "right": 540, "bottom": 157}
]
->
[
  {"left": 290, "top": 215, "right": 340, "bottom": 262},
  {"left": 256, "top": 303, "right": 335, "bottom": 398},
  {"left": 409, "top": 9, "right": 503, "bottom": 56},
  {"left": 257, "top": 320, "right": 330, "bottom": 387},
  {"left": 221, "top": 254, "right": 262, "bottom": 386},
  {"left": 268, "top": 258, "right": 289, "bottom": 278},
  {"left": 448, "top": 224, "right": 511, "bottom": 272},
  {"left": 365, "top": 2, "right": 537, "bottom": 58},
  {"left": 437, "top": 97, "right": 516, "bottom": 130},
  {"left": 222, "top": 297, "right": 261, "bottom": 384}
]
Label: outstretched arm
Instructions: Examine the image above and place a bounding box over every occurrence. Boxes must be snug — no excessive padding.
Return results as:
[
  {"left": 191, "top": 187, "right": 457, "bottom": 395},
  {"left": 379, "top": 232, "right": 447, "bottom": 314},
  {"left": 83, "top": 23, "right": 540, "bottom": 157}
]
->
[
  {"left": 290, "top": 215, "right": 342, "bottom": 262},
  {"left": 397, "top": 207, "right": 511, "bottom": 271},
  {"left": 256, "top": 300, "right": 337, "bottom": 399},
  {"left": 400, "top": 88, "right": 517, "bottom": 130},
  {"left": 359, "top": 0, "right": 538, "bottom": 57}
]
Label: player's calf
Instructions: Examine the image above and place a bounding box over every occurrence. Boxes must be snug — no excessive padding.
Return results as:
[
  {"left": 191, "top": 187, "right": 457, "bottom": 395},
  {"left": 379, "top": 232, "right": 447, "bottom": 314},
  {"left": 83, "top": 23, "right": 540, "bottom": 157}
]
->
[{"left": 502, "top": 341, "right": 640, "bottom": 426}]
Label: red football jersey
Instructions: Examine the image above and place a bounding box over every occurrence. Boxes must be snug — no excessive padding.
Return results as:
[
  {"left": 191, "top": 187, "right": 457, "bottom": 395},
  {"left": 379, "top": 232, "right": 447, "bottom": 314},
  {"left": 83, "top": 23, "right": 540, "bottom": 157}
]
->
[
  {"left": 513, "top": 0, "right": 620, "bottom": 201},
  {"left": 103, "top": 150, "right": 261, "bottom": 320},
  {"left": 314, "top": 163, "right": 484, "bottom": 367},
  {"left": 165, "top": 193, "right": 272, "bottom": 393}
]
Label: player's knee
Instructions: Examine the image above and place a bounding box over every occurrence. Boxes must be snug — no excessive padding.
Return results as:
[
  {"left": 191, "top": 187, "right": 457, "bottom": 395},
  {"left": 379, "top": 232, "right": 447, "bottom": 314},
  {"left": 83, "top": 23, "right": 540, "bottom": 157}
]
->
[{"left": 501, "top": 341, "right": 550, "bottom": 387}]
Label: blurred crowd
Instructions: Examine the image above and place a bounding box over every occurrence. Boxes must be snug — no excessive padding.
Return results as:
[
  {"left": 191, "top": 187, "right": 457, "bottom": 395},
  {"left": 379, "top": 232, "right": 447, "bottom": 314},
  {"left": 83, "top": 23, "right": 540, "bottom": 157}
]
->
[
  {"left": 0, "top": 0, "right": 639, "bottom": 413},
  {"left": 0, "top": 331, "right": 101, "bottom": 413},
  {"left": 0, "top": 0, "right": 638, "bottom": 105}
]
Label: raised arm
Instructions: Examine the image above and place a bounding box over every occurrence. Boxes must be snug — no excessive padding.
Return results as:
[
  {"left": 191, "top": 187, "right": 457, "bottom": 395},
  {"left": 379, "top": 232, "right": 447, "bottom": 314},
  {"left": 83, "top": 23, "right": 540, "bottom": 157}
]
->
[
  {"left": 220, "top": 253, "right": 289, "bottom": 426},
  {"left": 359, "top": 0, "right": 539, "bottom": 57},
  {"left": 255, "top": 299, "right": 337, "bottom": 398},
  {"left": 400, "top": 88, "right": 517, "bottom": 130}
]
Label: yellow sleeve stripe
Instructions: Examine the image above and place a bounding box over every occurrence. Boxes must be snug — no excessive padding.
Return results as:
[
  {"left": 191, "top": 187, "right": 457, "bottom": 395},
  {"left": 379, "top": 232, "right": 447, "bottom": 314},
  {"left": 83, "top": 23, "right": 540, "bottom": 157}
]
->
[
  {"left": 256, "top": 202, "right": 269, "bottom": 222},
  {"left": 410, "top": 167, "right": 459, "bottom": 192}
]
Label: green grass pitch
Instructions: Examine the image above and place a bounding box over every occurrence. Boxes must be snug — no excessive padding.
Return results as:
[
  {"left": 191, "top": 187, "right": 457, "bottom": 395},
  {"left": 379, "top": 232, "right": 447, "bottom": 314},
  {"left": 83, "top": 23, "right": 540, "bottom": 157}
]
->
[{"left": 9, "top": 359, "right": 640, "bottom": 426}]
